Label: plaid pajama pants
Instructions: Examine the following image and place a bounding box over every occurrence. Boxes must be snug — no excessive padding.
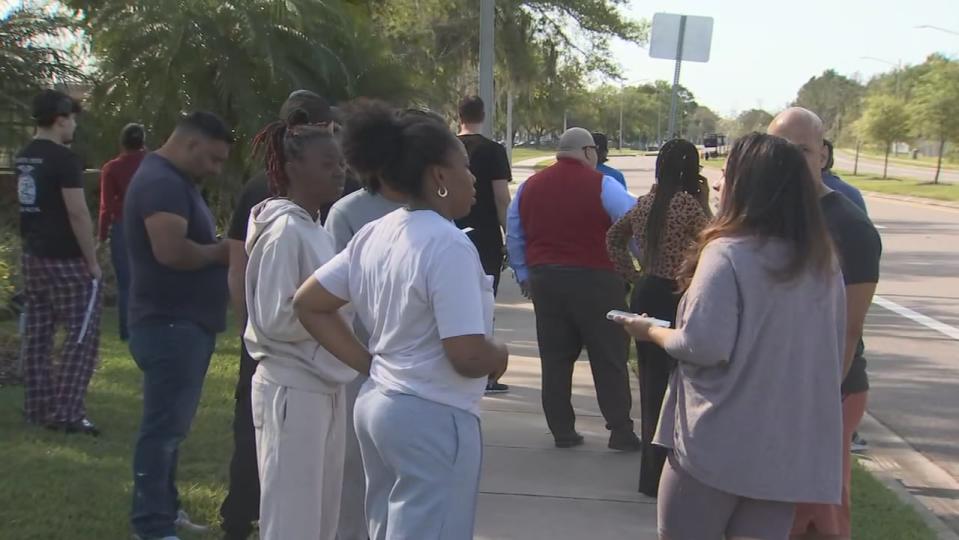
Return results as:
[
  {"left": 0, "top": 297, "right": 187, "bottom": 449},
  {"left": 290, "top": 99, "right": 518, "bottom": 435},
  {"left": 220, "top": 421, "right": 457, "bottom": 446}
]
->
[{"left": 21, "top": 254, "right": 103, "bottom": 424}]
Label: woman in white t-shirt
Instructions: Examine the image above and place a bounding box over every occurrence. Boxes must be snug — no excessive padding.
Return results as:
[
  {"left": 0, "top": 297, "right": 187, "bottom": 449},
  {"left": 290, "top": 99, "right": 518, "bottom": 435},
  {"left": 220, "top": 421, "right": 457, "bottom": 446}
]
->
[{"left": 294, "top": 101, "right": 509, "bottom": 540}]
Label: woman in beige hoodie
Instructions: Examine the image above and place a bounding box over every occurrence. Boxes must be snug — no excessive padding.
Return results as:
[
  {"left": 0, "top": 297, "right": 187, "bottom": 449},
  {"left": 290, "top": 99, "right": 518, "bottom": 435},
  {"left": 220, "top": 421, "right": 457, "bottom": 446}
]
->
[{"left": 243, "top": 113, "right": 357, "bottom": 540}]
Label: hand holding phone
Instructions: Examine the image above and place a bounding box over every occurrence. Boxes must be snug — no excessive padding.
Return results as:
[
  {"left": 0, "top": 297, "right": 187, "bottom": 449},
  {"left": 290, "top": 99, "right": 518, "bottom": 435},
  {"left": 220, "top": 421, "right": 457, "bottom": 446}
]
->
[{"left": 606, "top": 310, "right": 670, "bottom": 328}]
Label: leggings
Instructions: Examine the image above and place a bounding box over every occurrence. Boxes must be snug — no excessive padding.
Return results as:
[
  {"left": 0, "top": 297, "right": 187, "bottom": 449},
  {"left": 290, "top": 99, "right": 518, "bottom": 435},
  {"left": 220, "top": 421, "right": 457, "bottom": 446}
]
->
[{"left": 658, "top": 453, "right": 796, "bottom": 540}]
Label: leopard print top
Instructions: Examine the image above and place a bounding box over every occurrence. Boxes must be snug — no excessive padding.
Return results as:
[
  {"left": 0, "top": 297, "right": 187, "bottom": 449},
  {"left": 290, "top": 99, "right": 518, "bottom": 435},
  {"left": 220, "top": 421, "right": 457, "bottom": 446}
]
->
[{"left": 606, "top": 186, "right": 709, "bottom": 282}]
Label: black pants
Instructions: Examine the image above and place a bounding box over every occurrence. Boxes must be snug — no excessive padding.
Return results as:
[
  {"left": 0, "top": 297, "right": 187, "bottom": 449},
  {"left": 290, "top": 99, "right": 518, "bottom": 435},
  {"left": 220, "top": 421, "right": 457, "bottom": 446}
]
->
[
  {"left": 631, "top": 275, "right": 680, "bottom": 497},
  {"left": 219, "top": 341, "right": 260, "bottom": 538},
  {"left": 529, "top": 266, "right": 633, "bottom": 438},
  {"left": 475, "top": 236, "right": 504, "bottom": 295}
]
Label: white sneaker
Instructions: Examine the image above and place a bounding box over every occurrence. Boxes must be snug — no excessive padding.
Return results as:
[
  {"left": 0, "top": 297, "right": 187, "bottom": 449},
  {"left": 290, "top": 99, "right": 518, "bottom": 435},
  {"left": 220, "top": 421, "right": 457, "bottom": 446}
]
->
[{"left": 175, "top": 510, "right": 209, "bottom": 533}]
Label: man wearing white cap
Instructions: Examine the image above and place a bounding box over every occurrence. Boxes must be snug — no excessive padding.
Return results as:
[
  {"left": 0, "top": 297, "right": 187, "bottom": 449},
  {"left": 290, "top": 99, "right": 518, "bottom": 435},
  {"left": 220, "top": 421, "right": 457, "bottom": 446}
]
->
[{"left": 506, "top": 127, "right": 641, "bottom": 451}]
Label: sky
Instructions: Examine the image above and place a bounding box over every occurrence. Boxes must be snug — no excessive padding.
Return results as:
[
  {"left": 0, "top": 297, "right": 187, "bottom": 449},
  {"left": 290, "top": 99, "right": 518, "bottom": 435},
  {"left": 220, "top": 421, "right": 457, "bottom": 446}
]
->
[
  {"left": 608, "top": 0, "right": 959, "bottom": 116},
  {"left": 4, "top": 0, "right": 957, "bottom": 118}
]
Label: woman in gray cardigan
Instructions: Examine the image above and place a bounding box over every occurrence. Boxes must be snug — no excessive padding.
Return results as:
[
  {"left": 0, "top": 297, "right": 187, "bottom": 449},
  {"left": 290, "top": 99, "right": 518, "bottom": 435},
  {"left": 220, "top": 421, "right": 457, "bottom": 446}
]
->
[{"left": 613, "top": 133, "right": 846, "bottom": 540}]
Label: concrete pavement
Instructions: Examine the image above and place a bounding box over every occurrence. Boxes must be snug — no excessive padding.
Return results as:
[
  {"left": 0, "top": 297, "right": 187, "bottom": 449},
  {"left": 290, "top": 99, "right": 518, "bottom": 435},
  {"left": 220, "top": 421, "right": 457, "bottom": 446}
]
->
[{"left": 475, "top": 286, "right": 657, "bottom": 540}]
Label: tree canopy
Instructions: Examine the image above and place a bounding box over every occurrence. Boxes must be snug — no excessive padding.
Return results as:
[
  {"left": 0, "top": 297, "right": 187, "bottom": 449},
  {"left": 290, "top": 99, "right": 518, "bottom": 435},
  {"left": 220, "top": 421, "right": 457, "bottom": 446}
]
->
[{"left": 856, "top": 94, "right": 911, "bottom": 178}]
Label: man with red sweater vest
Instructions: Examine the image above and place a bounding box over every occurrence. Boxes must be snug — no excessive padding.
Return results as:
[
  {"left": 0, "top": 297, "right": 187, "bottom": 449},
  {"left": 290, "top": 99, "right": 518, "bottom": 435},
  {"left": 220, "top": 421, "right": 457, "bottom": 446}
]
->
[{"left": 506, "top": 127, "right": 641, "bottom": 451}]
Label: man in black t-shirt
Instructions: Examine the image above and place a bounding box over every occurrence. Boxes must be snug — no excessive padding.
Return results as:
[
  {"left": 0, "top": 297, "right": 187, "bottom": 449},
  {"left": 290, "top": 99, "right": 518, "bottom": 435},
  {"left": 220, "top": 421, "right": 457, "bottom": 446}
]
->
[
  {"left": 17, "top": 89, "right": 103, "bottom": 435},
  {"left": 455, "top": 95, "right": 513, "bottom": 394},
  {"left": 770, "top": 108, "right": 882, "bottom": 539}
]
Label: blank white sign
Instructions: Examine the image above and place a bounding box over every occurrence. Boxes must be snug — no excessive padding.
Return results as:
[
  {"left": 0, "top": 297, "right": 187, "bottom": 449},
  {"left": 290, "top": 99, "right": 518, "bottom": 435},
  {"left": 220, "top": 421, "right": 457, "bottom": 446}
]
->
[{"left": 649, "top": 13, "right": 714, "bottom": 63}]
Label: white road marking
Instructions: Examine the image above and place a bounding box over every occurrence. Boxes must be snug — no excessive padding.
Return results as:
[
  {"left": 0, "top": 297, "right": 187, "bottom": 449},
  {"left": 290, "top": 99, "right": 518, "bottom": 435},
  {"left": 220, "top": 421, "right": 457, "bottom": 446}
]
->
[{"left": 873, "top": 295, "right": 959, "bottom": 341}]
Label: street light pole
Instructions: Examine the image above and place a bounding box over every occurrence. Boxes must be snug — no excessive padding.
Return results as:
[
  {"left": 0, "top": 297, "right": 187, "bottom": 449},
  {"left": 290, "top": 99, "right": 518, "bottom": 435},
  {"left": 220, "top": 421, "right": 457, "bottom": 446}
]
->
[
  {"left": 619, "top": 93, "right": 624, "bottom": 150},
  {"left": 860, "top": 56, "right": 902, "bottom": 97},
  {"left": 916, "top": 24, "right": 959, "bottom": 36},
  {"left": 479, "top": 0, "right": 495, "bottom": 138}
]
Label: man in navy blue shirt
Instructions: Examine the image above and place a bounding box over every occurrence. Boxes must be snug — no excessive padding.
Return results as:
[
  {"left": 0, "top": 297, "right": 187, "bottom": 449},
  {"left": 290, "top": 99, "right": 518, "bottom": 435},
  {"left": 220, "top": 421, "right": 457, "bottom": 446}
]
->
[
  {"left": 125, "top": 111, "right": 232, "bottom": 539},
  {"left": 823, "top": 140, "right": 867, "bottom": 215},
  {"left": 592, "top": 132, "right": 627, "bottom": 189}
]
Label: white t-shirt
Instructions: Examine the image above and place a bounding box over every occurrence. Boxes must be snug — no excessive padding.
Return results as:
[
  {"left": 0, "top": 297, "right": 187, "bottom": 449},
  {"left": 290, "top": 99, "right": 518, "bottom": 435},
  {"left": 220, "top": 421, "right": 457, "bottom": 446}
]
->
[{"left": 314, "top": 209, "right": 494, "bottom": 415}]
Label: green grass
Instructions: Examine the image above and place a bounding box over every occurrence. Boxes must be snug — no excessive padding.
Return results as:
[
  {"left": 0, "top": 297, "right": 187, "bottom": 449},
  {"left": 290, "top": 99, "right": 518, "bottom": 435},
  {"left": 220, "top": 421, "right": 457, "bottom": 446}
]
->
[
  {"left": 0, "top": 308, "right": 941, "bottom": 539},
  {"left": 702, "top": 162, "right": 958, "bottom": 204},
  {"left": 840, "top": 148, "right": 959, "bottom": 171},
  {"left": 513, "top": 147, "right": 637, "bottom": 167},
  {"left": 837, "top": 170, "right": 959, "bottom": 202},
  {"left": 701, "top": 156, "right": 726, "bottom": 170},
  {"left": 851, "top": 462, "right": 936, "bottom": 540},
  {"left": 511, "top": 147, "right": 555, "bottom": 164},
  {"left": 0, "top": 309, "right": 239, "bottom": 539},
  {"left": 533, "top": 158, "right": 554, "bottom": 171}
]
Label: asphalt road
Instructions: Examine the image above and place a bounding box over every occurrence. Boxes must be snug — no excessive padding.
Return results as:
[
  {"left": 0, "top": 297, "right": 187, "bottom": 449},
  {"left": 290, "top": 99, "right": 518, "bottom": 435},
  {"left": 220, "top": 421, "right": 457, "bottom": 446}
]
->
[
  {"left": 834, "top": 150, "right": 959, "bottom": 184},
  {"left": 516, "top": 154, "right": 959, "bottom": 486}
]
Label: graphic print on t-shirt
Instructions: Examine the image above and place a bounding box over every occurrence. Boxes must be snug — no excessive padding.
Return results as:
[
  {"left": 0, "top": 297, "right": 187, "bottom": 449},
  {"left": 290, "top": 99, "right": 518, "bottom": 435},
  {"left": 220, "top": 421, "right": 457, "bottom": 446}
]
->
[
  {"left": 15, "top": 140, "right": 84, "bottom": 259},
  {"left": 17, "top": 163, "right": 39, "bottom": 209}
]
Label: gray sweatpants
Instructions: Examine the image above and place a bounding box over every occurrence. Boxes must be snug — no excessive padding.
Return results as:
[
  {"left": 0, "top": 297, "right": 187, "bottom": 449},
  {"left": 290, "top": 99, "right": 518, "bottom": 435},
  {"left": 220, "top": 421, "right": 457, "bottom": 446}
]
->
[
  {"left": 354, "top": 382, "right": 482, "bottom": 540},
  {"left": 252, "top": 372, "right": 346, "bottom": 540}
]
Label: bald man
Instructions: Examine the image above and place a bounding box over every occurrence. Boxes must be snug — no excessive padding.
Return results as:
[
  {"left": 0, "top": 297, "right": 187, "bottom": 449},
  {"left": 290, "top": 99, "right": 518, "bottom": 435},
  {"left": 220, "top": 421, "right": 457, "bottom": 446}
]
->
[
  {"left": 506, "top": 128, "right": 640, "bottom": 451},
  {"left": 769, "top": 108, "right": 882, "bottom": 540}
]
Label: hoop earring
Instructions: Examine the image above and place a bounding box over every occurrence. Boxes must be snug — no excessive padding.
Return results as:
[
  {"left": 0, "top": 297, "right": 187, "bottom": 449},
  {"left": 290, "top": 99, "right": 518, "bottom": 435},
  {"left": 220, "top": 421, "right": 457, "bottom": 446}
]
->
[{"left": 437, "top": 185, "right": 449, "bottom": 198}]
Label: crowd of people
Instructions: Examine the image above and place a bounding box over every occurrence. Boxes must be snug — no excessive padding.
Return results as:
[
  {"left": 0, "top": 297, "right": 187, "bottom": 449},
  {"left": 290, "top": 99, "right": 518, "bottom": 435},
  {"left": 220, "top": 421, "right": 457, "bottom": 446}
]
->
[{"left": 14, "top": 84, "right": 881, "bottom": 540}]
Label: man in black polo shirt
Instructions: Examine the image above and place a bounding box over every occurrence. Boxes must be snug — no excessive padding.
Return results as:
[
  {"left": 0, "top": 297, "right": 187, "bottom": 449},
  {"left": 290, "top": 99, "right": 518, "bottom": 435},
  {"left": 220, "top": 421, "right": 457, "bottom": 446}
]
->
[
  {"left": 125, "top": 112, "right": 233, "bottom": 539},
  {"left": 17, "top": 89, "right": 103, "bottom": 435},
  {"left": 455, "top": 95, "right": 512, "bottom": 394},
  {"left": 769, "top": 108, "right": 882, "bottom": 540}
]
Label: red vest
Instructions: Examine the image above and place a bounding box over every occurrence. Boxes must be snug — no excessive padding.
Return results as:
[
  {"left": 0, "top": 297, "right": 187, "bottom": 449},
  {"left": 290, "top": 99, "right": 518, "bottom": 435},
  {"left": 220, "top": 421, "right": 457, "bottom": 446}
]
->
[{"left": 519, "top": 158, "right": 615, "bottom": 271}]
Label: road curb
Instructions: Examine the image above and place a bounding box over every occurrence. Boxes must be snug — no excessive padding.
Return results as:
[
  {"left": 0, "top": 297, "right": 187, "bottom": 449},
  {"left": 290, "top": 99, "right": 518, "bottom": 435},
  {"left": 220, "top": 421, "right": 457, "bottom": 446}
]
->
[
  {"left": 858, "top": 412, "right": 959, "bottom": 539},
  {"left": 862, "top": 191, "right": 959, "bottom": 211}
]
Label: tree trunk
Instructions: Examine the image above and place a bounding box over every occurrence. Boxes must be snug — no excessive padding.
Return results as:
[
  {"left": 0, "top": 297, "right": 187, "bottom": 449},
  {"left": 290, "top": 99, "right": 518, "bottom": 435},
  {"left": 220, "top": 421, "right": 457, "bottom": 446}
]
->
[
  {"left": 935, "top": 136, "right": 946, "bottom": 185},
  {"left": 883, "top": 142, "right": 890, "bottom": 179},
  {"left": 854, "top": 141, "right": 861, "bottom": 175}
]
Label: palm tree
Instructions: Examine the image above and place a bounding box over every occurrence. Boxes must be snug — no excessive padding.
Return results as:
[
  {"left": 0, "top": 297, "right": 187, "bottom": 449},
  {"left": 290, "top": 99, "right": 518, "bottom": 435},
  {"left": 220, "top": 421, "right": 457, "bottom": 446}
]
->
[
  {"left": 0, "top": 6, "right": 83, "bottom": 157},
  {"left": 65, "top": 0, "right": 409, "bottom": 217}
]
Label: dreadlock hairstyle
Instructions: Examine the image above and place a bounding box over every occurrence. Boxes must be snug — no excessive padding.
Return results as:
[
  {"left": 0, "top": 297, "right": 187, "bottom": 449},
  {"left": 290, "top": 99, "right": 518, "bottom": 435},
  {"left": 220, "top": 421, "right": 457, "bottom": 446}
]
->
[
  {"left": 251, "top": 108, "right": 334, "bottom": 196},
  {"left": 642, "top": 138, "right": 704, "bottom": 270}
]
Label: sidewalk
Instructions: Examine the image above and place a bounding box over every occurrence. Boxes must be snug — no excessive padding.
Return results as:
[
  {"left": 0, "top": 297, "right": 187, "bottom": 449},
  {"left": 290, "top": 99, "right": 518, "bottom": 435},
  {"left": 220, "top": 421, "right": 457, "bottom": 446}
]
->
[{"left": 474, "top": 279, "right": 657, "bottom": 540}]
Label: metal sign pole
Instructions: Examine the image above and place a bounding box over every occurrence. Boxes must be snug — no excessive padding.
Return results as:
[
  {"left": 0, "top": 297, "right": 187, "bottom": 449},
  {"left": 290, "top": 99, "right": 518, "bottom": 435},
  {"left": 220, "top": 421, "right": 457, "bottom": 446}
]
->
[{"left": 667, "top": 15, "right": 687, "bottom": 138}]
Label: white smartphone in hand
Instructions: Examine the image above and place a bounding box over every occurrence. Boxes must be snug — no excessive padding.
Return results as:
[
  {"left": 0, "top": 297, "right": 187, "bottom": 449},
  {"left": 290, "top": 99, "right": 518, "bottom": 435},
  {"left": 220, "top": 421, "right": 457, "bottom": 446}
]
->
[{"left": 606, "top": 310, "right": 671, "bottom": 328}]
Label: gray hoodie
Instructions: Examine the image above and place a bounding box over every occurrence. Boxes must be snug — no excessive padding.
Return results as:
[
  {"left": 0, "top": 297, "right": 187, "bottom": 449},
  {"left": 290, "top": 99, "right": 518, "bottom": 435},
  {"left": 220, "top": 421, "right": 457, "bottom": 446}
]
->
[{"left": 244, "top": 198, "right": 358, "bottom": 393}]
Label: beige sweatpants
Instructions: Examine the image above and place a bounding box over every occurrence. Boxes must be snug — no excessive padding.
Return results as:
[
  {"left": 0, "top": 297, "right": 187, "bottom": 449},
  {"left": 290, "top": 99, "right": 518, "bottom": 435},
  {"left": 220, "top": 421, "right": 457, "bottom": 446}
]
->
[{"left": 251, "top": 371, "right": 346, "bottom": 540}]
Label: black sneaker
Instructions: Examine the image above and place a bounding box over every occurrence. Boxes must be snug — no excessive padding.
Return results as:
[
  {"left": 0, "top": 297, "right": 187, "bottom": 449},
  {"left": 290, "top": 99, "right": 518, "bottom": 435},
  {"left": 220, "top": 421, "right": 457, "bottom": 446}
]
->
[
  {"left": 46, "top": 417, "right": 101, "bottom": 437},
  {"left": 554, "top": 432, "right": 585, "bottom": 448},
  {"left": 485, "top": 381, "right": 509, "bottom": 395},
  {"left": 608, "top": 430, "right": 641, "bottom": 452}
]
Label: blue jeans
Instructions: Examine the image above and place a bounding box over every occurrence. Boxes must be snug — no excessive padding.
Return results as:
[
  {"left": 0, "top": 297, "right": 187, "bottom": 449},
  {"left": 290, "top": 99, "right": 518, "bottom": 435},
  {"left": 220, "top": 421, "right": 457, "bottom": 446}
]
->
[
  {"left": 130, "top": 320, "right": 216, "bottom": 538},
  {"left": 110, "top": 223, "right": 131, "bottom": 341}
]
